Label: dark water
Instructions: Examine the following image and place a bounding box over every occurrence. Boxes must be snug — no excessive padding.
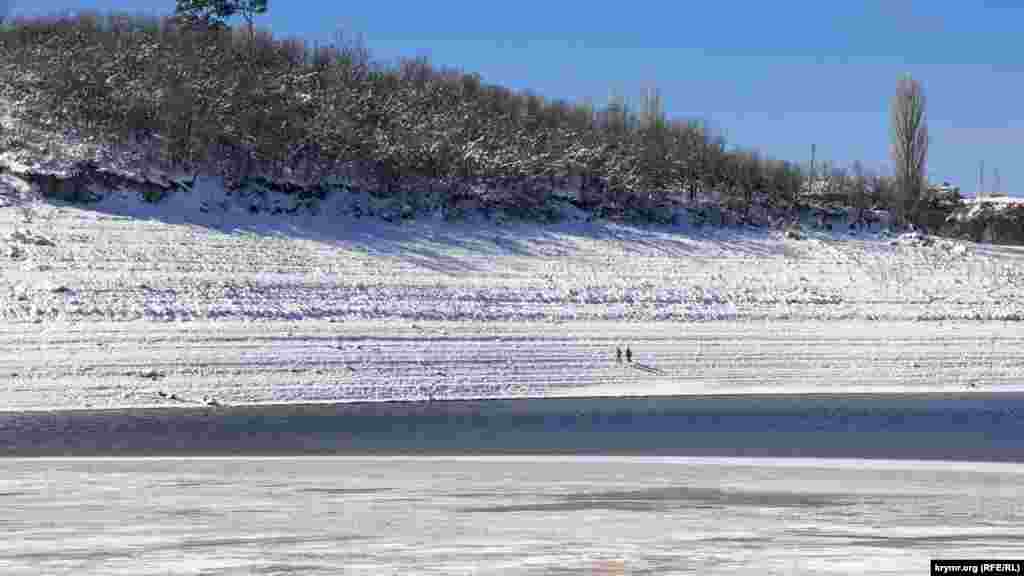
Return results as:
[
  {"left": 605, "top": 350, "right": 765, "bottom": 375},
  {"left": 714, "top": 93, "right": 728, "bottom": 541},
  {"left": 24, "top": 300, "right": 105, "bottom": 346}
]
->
[{"left": 3, "top": 393, "right": 1023, "bottom": 461}]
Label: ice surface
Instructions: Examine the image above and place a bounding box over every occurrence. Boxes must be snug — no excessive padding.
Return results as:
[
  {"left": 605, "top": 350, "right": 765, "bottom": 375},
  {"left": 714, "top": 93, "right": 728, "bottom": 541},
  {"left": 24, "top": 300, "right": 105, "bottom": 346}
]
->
[{"left": 0, "top": 455, "right": 1021, "bottom": 575}]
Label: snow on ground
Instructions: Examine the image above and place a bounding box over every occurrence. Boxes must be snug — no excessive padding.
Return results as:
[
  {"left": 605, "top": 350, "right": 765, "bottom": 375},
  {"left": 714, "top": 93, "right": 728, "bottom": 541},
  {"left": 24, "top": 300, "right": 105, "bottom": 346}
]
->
[
  {"left": 3, "top": 456, "right": 1022, "bottom": 575},
  {"left": 957, "top": 196, "right": 1024, "bottom": 222},
  {"left": 0, "top": 154, "right": 1023, "bottom": 409},
  {"left": 2, "top": 318, "right": 1024, "bottom": 411},
  {"left": 964, "top": 195, "right": 1024, "bottom": 206}
]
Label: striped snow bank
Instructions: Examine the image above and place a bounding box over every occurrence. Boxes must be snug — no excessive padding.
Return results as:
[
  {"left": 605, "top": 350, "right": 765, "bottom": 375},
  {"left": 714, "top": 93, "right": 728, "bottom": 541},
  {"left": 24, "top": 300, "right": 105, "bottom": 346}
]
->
[{"left": 0, "top": 186, "right": 1021, "bottom": 410}]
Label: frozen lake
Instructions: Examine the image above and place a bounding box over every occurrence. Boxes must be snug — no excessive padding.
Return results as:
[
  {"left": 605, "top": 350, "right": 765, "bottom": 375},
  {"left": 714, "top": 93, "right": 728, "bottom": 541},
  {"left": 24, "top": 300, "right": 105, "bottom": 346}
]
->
[
  {"left": 1, "top": 455, "right": 1022, "bottom": 575},
  {"left": 2, "top": 394, "right": 1023, "bottom": 574}
]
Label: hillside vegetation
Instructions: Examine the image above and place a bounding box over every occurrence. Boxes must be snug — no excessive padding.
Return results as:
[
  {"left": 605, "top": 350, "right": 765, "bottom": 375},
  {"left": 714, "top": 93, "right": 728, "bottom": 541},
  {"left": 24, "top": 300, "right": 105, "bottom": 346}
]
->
[
  {"left": 0, "top": 10, "right": 916, "bottom": 225},
  {"left": 0, "top": 12, "right": 1023, "bottom": 410}
]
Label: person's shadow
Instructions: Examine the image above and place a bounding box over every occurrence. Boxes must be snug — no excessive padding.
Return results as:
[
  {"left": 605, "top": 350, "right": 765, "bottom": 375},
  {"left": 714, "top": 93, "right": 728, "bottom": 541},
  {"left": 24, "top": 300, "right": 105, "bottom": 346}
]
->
[{"left": 630, "top": 363, "right": 665, "bottom": 375}]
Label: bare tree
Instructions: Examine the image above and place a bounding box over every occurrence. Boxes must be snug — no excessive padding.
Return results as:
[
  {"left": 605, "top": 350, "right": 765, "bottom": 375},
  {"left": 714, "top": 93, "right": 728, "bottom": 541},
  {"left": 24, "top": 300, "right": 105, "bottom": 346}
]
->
[
  {"left": 850, "top": 160, "right": 868, "bottom": 215},
  {"left": 890, "top": 74, "right": 928, "bottom": 226}
]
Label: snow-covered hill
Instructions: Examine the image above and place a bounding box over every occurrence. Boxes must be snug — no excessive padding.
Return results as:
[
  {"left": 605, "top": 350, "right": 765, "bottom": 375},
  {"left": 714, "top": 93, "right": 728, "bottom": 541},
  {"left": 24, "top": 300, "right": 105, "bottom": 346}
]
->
[{"left": 0, "top": 128, "right": 1023, "bottom": 410}]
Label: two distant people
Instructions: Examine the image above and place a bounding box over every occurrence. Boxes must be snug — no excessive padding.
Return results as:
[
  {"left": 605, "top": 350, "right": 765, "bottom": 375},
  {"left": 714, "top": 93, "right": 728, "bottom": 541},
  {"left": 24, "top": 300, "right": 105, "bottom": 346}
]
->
[{"left": 615, "top": 345, "right": 632, "bottom": 364}]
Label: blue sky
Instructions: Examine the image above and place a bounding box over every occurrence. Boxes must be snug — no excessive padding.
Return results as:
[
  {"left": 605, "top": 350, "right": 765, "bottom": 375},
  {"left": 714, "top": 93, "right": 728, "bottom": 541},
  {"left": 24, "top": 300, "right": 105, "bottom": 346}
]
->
[{"left": 8, "top": 0, "right": 1024, "bottom": 195}]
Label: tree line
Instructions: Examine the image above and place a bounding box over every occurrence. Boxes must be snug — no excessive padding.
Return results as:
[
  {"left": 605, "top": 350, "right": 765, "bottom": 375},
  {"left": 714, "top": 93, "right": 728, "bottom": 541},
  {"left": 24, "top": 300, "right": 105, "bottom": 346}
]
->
[{"left": 0, "top": 9, "right": 925, "bottom": 223}]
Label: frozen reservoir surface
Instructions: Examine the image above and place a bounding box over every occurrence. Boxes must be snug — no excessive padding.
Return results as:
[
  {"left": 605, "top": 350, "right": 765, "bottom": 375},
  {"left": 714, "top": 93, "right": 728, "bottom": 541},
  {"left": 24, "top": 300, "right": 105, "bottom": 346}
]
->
[
  {"left": 1, "top": 455, "right": 1022, "bottom": 575},
  {"left": 2, "top": 394, "right": 1024, "bottom": 575}
]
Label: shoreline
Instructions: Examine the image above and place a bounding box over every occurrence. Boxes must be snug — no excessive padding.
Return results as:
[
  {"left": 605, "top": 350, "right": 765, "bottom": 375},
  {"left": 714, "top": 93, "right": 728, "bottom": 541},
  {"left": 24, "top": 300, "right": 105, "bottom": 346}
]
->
[{"left": 3, "top": 388, "right": 1023, "bottom": 416}]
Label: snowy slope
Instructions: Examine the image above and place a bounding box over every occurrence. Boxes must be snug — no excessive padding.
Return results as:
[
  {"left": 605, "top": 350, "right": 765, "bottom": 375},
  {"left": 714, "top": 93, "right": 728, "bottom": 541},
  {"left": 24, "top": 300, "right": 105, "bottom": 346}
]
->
[{"left": 0, "top": 120, "right": 1023, "bottom": 410}]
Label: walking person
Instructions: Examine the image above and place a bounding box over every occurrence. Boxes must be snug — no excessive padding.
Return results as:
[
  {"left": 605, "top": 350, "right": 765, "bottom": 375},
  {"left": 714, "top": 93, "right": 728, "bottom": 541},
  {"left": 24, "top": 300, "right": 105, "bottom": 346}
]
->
[
  {"left": 616, "top": 346, "right": 622, "bottom": 364},
  {"left": 625, "top": 345, "right": 632, "bottom": 364}
]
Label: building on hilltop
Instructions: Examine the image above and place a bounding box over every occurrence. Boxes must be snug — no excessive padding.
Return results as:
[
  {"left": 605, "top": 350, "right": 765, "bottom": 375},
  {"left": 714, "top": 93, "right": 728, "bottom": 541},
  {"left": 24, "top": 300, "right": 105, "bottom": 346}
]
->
[{"left": 925, "top": 182, "right": 962, "bottom": 208}]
